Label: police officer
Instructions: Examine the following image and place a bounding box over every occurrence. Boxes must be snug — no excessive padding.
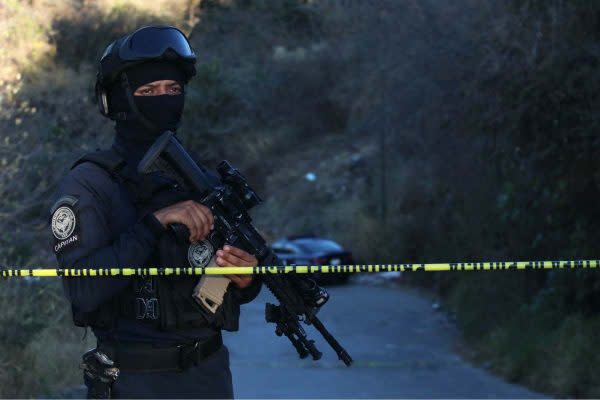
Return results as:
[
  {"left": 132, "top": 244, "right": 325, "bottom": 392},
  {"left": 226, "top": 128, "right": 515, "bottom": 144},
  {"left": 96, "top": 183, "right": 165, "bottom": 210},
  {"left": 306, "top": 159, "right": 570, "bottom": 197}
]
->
[{"left": 49, "top": 25, "right": 262, "bottom": 399}]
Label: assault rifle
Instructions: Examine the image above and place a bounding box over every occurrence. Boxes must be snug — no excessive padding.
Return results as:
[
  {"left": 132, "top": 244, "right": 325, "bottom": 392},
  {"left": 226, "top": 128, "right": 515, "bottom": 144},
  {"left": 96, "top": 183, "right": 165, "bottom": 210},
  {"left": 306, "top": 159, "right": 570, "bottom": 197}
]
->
[{"left": 138, "top": 131, "right": 353, "bottom": 367}]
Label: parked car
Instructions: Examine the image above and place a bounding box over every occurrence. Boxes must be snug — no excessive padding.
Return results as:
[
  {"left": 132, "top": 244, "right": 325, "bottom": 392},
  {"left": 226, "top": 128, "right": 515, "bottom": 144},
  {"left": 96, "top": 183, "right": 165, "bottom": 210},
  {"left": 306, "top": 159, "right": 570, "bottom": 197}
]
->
[{"left": 271, "top": 235, "right": 354, "bottom": 285}]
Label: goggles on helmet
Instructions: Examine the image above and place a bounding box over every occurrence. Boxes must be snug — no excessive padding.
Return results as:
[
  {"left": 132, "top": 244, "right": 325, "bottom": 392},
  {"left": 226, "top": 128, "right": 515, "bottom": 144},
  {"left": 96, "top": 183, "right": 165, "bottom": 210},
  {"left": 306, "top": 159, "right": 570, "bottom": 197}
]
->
[
  {"left": 115, "top": 26, "right": 196, "bottom": 62},
  {"left": 98, "top": 25, "right": 196, "bottom": 86}
]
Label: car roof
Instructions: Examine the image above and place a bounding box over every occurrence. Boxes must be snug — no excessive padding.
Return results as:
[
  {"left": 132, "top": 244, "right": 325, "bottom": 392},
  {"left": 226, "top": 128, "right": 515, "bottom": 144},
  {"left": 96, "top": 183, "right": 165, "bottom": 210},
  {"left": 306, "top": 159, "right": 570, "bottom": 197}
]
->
[{"left": 273, "top": 236, "right": 343, "bottom": 247}]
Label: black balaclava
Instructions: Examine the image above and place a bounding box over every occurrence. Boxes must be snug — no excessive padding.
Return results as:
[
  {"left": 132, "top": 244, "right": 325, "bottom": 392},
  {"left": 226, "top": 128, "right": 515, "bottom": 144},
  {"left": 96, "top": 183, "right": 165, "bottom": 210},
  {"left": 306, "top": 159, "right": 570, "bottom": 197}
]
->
[{"left": 109, "top": 61, "right": 186, "bottom": 154}]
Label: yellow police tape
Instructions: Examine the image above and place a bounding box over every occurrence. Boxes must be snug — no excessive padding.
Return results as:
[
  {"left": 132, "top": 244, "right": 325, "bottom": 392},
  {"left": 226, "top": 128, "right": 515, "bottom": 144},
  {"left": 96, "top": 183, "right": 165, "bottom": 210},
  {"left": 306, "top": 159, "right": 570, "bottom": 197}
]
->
[{"left": 1, "top": 260, "right": 599, "bottom": 277}]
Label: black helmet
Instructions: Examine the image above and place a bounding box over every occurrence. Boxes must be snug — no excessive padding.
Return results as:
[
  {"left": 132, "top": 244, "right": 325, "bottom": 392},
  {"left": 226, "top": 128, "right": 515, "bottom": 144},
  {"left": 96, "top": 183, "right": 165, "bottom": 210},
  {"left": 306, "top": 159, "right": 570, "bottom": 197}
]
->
[{"left": 95, "top": 25, "right": 196, "bottom": 121}]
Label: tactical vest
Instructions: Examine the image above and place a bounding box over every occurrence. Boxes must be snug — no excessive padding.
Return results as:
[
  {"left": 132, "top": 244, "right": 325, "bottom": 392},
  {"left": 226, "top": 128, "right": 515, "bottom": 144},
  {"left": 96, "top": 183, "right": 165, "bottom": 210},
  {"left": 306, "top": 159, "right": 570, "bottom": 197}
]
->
[{"left": 68, "top": 149, "right": 241, "bottom": 333}]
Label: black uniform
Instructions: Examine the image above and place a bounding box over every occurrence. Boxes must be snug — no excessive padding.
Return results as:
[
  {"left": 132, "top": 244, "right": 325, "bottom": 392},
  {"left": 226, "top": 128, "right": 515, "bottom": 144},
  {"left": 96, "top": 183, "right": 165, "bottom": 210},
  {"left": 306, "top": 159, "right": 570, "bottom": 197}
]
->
[
  {"left": 50, "top": 133, "right": 261, "bottom": 398},
  {"left": 50, "top": 26, "right": 264, "bottom": 397}
]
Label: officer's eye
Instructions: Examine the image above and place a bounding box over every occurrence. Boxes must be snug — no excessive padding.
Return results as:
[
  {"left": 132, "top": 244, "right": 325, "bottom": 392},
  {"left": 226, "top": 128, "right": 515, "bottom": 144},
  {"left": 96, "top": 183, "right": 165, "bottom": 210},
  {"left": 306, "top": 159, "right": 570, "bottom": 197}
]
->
[
  {"left": 134, "top": 86, "right": 154, "bottom": 96},
  {"left": 169, "top": 85, "right": 182, "bottom": 95}
]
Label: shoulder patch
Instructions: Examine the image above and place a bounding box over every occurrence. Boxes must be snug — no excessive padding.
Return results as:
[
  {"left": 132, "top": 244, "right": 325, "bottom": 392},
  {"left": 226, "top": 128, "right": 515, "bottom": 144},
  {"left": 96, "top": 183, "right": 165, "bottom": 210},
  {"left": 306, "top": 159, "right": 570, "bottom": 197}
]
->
[
  {"left": 50, "top": 195, "right": 80, "bottom": 254},
  {"left": 50, "top": 195, "right": 78, "bottom": 215}
]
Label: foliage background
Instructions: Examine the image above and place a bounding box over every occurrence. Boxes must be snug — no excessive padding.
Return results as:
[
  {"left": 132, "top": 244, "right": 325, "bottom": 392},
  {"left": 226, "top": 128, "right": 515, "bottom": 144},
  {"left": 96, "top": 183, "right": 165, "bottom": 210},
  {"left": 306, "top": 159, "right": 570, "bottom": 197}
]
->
[{"left": 1, "top": 0, "right": 599, "bottom": 397}]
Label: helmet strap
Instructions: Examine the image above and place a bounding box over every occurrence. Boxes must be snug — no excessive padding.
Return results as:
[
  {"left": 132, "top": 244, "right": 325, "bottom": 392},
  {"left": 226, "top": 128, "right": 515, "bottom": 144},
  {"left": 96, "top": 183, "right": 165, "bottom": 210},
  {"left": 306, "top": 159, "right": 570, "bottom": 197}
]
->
[{"left": 120, "top": 72, "right": 160, "bottom": 132}]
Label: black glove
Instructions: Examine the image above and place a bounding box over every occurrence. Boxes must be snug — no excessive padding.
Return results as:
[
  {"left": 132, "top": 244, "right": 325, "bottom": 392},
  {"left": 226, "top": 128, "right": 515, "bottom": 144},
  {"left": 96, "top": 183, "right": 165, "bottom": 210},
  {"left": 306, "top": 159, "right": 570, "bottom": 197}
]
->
[{"left": 80, "top": 349, "right": 119, "bottom": 399}]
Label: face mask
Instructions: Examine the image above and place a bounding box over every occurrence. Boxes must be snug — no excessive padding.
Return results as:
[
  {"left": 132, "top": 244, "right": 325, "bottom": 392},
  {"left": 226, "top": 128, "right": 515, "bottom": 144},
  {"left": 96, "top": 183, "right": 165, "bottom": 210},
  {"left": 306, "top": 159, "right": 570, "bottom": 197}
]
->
[
  {"left": 134, "top": 93, "right": 185, "bottom": 133},
  {"left": 110, "top": 61, "right": 187, "bottom": 144}
]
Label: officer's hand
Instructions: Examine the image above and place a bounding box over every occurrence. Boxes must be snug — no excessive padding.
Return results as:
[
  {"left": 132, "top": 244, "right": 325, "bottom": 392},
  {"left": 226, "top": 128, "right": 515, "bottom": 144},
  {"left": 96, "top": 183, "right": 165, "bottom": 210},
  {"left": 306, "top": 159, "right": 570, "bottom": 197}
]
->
[
  {"left": 152, "top": 200, "right": 214, "bottom": 242},
  {"left": 216, "top": 245, "right": 257, "bottom": 289}
]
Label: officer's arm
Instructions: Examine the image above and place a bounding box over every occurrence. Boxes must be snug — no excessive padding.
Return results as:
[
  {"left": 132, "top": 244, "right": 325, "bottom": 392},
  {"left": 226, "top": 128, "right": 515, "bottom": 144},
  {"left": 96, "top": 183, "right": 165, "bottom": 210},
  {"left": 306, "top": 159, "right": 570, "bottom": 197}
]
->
[
  {"left": 51, "top": 164, "right": 165, "bottom": 312},
  {"left": 231, "top": 277, "right": 262, "bottom": 304}
]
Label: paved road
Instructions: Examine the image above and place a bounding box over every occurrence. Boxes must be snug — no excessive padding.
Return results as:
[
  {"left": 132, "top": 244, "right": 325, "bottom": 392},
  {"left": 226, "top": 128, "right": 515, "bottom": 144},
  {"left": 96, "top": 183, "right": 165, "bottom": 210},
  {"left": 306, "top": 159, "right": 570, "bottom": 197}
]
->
[{"left": 224, "top": 281, "right": 545, "bottom": 399}]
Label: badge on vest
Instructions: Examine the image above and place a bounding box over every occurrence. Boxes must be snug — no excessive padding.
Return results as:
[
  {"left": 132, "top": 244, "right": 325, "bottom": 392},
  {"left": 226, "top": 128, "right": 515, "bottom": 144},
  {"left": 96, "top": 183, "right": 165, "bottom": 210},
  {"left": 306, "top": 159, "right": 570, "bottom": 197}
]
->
[
  {"left": 187, "top": 240, "right": 215, "bottom": 268},
  {"left": 50, "top": 195, "right": 80, "bottom": 255}
]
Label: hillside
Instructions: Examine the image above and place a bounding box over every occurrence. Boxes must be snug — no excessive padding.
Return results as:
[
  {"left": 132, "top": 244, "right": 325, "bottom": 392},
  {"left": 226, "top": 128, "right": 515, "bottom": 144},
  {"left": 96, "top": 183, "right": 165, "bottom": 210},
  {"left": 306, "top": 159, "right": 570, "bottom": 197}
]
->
[{"left": 1, "top": 0, "right": 600, "bottom": 397}]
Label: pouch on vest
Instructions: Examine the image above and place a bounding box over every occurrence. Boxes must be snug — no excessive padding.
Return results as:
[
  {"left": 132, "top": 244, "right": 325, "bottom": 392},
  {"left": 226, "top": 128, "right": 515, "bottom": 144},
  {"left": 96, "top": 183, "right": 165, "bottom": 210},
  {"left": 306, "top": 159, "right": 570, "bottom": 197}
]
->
[{"left": 157, "top": 224, "right": 241, "bottom": 331}]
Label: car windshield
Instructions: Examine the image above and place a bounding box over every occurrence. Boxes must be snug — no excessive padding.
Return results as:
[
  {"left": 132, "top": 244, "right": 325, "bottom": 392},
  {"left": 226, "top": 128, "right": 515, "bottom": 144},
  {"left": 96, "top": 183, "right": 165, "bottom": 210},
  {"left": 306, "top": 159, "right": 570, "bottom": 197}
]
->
[{"left": 293, "top": 239, "right": 343, "bottom": 253}]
